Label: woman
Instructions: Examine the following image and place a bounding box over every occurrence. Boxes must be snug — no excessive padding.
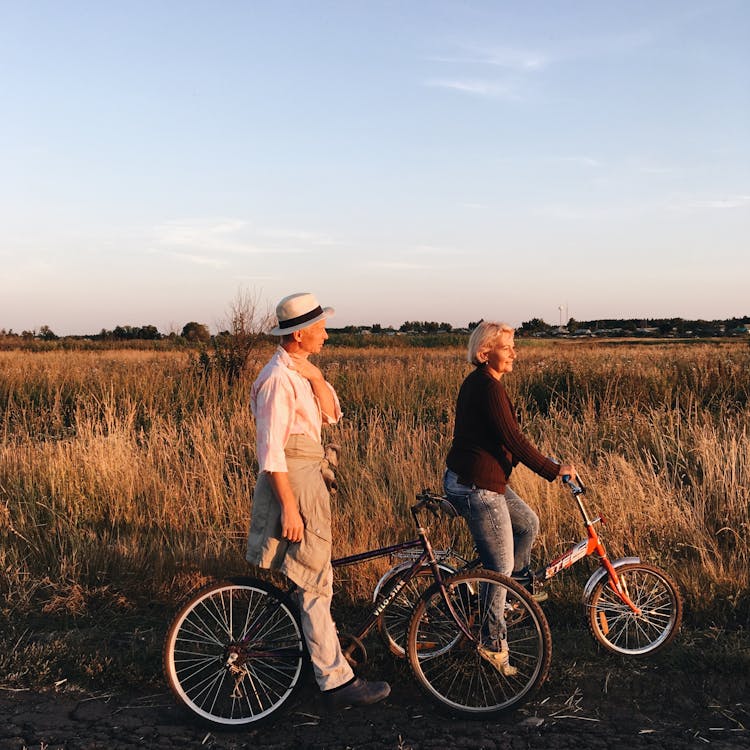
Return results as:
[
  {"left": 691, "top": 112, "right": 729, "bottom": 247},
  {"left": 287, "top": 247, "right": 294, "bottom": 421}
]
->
[{"left": 444, "top": 321, "right": 575, "bottom": 676}]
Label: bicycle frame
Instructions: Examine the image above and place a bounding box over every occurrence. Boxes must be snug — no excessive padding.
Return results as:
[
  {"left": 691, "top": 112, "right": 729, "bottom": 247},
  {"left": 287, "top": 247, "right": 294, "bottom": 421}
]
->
[
  {"left": 230, "top": 496, "right": 469, "bottom": 661},
  {"left": 330, "top": 496, "right": 477, "bottom": 659},
  {"left": 333, "top": 538, "right": 428, "bottom": 625},
  {"left": 534, "top": 478, "right": 642, "bottom": 614}
]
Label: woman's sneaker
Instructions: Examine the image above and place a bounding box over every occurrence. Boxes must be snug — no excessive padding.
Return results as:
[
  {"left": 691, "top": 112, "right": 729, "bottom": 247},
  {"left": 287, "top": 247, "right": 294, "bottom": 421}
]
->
[
  {"left": 529, "top": 581, "right": 548, "bottom": 603},
  {"left": 477, "top": 645, "right": 518, "bottom": 677},
  {"left": 512, "top": 568, "right": 549, "bottom": 603}
]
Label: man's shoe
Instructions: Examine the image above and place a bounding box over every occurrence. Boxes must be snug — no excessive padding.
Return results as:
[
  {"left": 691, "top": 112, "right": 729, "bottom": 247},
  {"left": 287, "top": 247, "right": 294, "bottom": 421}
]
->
[
  {"left": 324, "top": 677, "right": 391, "bottom": 710},
  {"left": 477, "top": 645, "right": 518, "bottom": 677}
]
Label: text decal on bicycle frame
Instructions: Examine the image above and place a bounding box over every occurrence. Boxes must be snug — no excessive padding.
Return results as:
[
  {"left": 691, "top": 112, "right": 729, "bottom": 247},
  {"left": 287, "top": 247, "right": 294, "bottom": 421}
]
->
[
  {"left": 544, "top": 539, "right": 590, "bottom": 579},
  {"left": 373, "top": 577, "right": 408, "bottom": 618}
]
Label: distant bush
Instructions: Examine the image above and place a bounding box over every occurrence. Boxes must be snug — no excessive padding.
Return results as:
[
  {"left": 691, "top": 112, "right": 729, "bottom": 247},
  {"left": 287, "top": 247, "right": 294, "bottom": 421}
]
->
[{"left": 195, "top": 288, "right": 275, "bottom": 382}]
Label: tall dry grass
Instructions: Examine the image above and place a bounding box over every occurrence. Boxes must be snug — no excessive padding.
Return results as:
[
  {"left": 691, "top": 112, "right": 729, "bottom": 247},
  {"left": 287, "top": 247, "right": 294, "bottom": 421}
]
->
[{"left": 1, "top": 341, "right": 748, "bottom": 638}]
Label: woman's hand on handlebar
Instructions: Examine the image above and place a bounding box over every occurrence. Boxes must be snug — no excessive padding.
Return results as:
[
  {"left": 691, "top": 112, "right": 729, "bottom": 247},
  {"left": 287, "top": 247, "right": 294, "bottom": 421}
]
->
[{"left": 557, "top": 463, "right": 577, "bottom": 481}]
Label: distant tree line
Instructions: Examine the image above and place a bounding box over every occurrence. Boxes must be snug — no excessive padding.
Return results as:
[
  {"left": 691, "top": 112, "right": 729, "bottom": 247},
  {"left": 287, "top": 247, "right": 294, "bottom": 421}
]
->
[
  {"left": 0, "top": 322, "right": 211, "bottom": 343},
  {"left": 3, "top": 314, "right": 750, "bottom": 347},
  {"left": 399, "top": 320, "right": 453, "bottom": 333},
  {"left": 98, "top": 324, "right": 162, "bottom": 341},
  {"left": 518, "top": 316, "right": 750, "bottom": 337}
]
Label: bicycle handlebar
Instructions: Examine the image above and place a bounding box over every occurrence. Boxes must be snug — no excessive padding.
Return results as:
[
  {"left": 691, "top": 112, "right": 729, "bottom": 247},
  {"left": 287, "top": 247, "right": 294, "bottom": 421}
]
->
[
  {"left": 413, "top": 490, "right": 460, "bottom": 519},
  {"left": 561, "top": 474, "right": 585, "bottom": 495}
]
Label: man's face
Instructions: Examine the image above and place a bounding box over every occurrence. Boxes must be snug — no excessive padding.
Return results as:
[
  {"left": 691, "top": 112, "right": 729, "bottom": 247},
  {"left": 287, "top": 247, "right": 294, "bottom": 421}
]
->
[{"left": 297, "top": 319, "right": 328, "bottom": 354}]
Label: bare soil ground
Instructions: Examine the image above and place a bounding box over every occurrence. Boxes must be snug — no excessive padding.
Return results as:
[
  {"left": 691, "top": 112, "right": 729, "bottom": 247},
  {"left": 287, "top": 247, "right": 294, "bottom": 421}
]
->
[{"left": 1, "top": 628, "right": 747, "bottom": 750}]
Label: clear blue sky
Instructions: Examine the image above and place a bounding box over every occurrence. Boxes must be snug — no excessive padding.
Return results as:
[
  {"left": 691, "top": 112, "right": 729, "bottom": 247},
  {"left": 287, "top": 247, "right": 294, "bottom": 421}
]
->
[{"left": 2, "top": 1, "right": 748, "bottom": 335}]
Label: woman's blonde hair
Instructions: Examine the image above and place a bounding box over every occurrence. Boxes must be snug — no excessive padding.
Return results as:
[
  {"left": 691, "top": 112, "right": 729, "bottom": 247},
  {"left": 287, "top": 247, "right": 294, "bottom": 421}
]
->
[{"left": 467, "top": 321, "right": 514, "bottom": 365}]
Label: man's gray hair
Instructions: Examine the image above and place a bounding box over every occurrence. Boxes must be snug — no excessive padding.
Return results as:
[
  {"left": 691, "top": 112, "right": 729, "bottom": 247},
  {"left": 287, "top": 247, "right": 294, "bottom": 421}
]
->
[{"left": 467, "top": 321, "right": 514, "bottom": 365}]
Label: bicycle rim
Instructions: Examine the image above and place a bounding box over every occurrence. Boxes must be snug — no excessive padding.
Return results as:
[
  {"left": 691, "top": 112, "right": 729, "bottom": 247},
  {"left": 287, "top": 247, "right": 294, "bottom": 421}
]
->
[
  {"left": 406, "top": 570, "right": 551, "bottom": 716},
  {"left": 163, "top": 580, "right": 304, "bottom": 726},
  {"left": 587, "top": 563, "right": 682, "bottom": 655}
]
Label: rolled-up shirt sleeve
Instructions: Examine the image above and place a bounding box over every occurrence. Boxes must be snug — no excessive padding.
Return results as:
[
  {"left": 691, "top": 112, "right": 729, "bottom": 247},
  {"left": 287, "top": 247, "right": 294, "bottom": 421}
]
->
[
  {"left": 254, "top": 375, "right": 295, "bottom": 473},
  {"left": 320, "top": 381, "right": 342, "bottom": 425}
]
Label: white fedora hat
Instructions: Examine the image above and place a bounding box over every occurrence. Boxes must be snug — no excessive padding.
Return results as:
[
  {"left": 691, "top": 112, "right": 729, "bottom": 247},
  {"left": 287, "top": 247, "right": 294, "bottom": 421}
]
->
[{"left": 269, "top": 292, "right": 335, "bottom": 335}]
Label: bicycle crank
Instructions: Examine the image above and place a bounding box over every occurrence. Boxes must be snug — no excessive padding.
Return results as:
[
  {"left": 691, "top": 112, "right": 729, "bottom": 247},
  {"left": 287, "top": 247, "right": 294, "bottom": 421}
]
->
[{"left": 339, "top": 633, "right": 368, "bottom": 669}]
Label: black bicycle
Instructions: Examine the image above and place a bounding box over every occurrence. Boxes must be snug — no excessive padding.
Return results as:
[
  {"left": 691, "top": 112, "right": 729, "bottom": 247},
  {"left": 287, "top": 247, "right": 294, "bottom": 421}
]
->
[{"left": 163, "top": 491, "right": 551, "bottom": 726}]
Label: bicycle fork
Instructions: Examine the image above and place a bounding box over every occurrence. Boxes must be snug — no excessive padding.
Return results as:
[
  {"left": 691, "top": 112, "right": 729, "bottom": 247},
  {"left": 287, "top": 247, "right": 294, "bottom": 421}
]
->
[
  {"left": 415, "top": 521, "right": 478, "bottom": 645},
  {"left": 602, "top": 558, "right": 642, "bottom": 615}
]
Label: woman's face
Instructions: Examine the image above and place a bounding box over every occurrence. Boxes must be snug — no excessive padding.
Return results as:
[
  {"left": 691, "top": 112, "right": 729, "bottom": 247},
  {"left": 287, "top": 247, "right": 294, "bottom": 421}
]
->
[{"left": 483, "top": 331, "right": 516, "bottom": 379}]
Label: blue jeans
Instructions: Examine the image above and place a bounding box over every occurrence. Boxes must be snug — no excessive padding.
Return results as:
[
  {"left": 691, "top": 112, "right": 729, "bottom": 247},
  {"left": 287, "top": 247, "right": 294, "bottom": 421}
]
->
[{"left": 443, "top": 469, "right": 540, "bottom": 648}]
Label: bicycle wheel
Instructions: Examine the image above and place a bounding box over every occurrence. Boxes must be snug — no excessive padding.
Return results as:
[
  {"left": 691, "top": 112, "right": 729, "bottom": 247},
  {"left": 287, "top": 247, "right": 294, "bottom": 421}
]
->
[
  {"left": 586, "top": 563, "right": 682, "bottom": 655},
  {"left": 406, "top": 570, "right": 551, "bottom": 717},
  {"left": 376, "top": 563, "right": 456, "bottom": 658},
  {"left": 163, "top": 578, "right": 304, "bottom": 726}
]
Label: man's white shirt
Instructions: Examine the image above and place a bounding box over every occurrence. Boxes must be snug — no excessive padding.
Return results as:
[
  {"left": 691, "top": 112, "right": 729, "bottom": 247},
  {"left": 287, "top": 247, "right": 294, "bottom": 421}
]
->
[{"left": 251, "top": 346, "right": 342, "bottom": 473}]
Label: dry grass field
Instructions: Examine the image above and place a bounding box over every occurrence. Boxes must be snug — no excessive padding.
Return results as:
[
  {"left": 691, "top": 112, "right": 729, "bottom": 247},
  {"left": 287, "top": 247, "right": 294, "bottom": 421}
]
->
[{"left": 0, "top": 339, "right": 748, "bottom": 689}]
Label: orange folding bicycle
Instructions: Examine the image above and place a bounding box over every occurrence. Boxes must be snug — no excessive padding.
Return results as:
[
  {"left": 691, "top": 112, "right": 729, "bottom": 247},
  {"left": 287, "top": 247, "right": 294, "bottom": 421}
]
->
[{"left": 375, "top": 475, "right": 683, "bottom": 658}]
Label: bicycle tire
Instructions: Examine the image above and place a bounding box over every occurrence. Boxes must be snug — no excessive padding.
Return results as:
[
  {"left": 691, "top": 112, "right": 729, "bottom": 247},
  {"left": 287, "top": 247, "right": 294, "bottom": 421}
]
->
[
  {"left": 406, "top": 569, "right": 551, "bottom": 717},
  {"left": 163, "top": 578, "right": 305, "bottom": 726},
  {"left": 586, "top": 563, "right": 682, "bottom": 655},
  {"left": 376, "top": 563, "right": 456, "bottom": 658}
]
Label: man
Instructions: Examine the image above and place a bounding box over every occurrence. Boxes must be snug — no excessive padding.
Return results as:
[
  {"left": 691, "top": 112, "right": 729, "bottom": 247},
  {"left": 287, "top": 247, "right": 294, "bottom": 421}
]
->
[{"left": 246, "top": 292, "right": 390, "bottom": 710}]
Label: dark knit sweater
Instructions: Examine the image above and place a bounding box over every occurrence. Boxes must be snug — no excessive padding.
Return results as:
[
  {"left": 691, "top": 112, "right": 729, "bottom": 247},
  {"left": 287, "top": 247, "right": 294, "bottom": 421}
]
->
[{"left": 446, "top": 365, "right": 559, "bottom": 493}]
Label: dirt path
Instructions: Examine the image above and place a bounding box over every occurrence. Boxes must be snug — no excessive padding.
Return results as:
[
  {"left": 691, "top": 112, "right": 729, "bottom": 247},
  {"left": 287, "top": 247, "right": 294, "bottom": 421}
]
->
[{"left": 1, "top": 648, "right": 747, "bottom": 750}]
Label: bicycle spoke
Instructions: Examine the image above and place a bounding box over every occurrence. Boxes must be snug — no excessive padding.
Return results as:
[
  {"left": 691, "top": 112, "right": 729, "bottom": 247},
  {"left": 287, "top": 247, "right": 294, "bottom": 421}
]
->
[{"left": 179, "top": 607, "right": 228, "bottom": 648}]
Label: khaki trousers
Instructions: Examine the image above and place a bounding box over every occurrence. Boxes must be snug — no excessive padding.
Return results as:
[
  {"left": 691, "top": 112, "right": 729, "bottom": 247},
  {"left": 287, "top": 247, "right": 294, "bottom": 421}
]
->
[
  {"left": 247, "top": 435, "right": 353, "bottom": 691},
  {"left": 296, "top": 568, "right": 354, "bottom": 691}
]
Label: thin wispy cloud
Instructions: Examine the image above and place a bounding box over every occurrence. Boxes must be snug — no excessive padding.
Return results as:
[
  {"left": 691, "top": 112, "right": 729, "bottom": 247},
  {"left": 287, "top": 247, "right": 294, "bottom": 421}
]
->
[
  {"left": 670, "top": 195, "right": 750, "bottom": 211},
  {"left": 638, "top": 165, "right": 675, "bottom": 175},
  {"left": 261, "top": 228, "right": 339, "bottom": 246},
  {"left": 208, "top": 220, "right": 248, "bottom": 234},
  {"left": 235, "top": 274, "right": 280, "bottom": 281},
  {"left": 411, "top": 244, "right": 462, "bottom": 256},
  {"left": 563, "top": 28, "right": 655, "bottom": 60},
  {"left": 687, "top": 196, "right": 750, "bottom": 209},
  {"left": 158, "top": 219, "right": 247, "bottom": 245},
  {"left": 554, "top": 156, "right": 603, "bottom": 168},
  {"left": 425, "top": 78, "right": 520, "bottom": 99},
  {"left": 156, "top": 219, "right": 255, "bottom": 255},
  {"left": 537, "top": 203, "right": 618, "bottom": 221},
  {"left": 426, "top": 26, "right": 657, "bottom": 101},
  {"left": 367, "top": 260, "right": 428, "bottom": 271},
  {"left": 0, "top": 258, "right": 56, "bottom": 283},
  {"left": 167, "top": 252, "right": 228, "bottom": 269},
  {"left": 425, "top": 42, "right": 535, "bottom": 99},
  {"left": 429, "top": 45, "right": 549, "bottom": 71},
  {"left": 153, "top": 218, "right": 327, "bottom": 259}
]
